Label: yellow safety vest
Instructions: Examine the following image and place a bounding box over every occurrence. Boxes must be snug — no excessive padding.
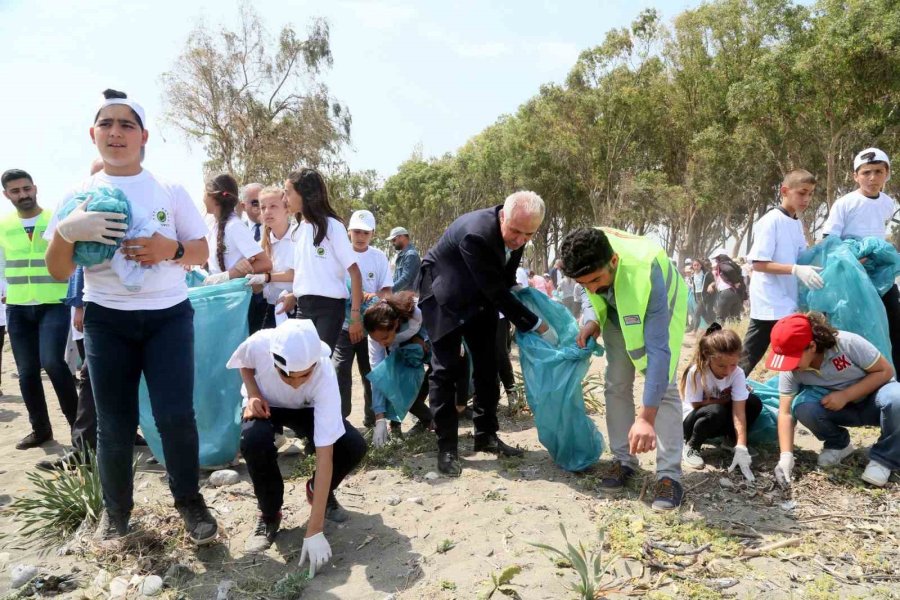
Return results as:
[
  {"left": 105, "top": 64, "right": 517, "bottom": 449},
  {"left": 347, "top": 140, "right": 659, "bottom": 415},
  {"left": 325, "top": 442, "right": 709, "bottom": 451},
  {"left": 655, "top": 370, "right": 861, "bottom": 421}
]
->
[
  {"left": 0, "top": 210, "right": 68, "bottom": 305},
  {"left": 586, "top": 227, "right": 687, "bottom": 380}
]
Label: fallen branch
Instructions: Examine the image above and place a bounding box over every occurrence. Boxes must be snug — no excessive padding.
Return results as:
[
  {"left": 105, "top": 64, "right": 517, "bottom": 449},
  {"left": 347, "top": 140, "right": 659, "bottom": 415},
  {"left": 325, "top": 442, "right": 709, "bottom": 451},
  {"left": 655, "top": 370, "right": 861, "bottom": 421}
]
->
[
  {"left": 647, "top": 541, "right": 711, "bottom": 556},
  {"left": 741, "top": 537, "right": 801, "bottom": 558}
]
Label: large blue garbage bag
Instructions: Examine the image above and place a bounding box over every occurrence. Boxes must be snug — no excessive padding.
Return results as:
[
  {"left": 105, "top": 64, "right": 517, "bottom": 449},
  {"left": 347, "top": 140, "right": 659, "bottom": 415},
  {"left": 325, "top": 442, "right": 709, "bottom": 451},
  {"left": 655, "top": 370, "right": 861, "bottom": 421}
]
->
[
  {"left": 513, "top": 288, "right": 605, "bottom": 472},
  {"left": 747, "top": 377, "right": 832, "bottom": 444},
  {"left": 845, "top": 237, "right": 900, "bottom": 296},
  {"left": 797, "top": 236, "right": 892, "bottom": 361},
  {"left": 57, "top": 187, "right": 132, "bottom": 267},
  {"left": 138, "top": 279, "right": 251, "bottom": 467},
  {"left": 367, "top": 344, "right": 426, "bottom": 422}
]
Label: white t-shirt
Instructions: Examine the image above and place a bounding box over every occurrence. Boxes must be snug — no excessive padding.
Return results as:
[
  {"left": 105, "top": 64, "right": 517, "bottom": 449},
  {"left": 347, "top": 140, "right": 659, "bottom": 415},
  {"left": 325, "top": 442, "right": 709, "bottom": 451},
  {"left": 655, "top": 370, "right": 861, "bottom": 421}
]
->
[
  {"left": 45, "top": 169, "right": 208, "bottom": 311},
  {"left": 226, "top": 329, "right": 345, "bottom": 447},
  {"left": 681, "top": 364, "right": 750, "bottom": 420},
  {"left": 822, "top": 190, "right": 895, "bottom": 239},
  {"left": 0, "top": 279, "right": 7, "bottom": 327},
  {"left": 354, "top": 246, "right": 392, "bottom": 295},
  {"left": 205, "top": 215, "right": 263, "bottom": 274},
  {"left": 747, "top": 208, "right": 807, "bottom": 320},
  {"left": 263, "top": 223, "right": 297, "bottom": 305},
  {"left": 291, "top": 217, "right": 358, "bottom": 299}
]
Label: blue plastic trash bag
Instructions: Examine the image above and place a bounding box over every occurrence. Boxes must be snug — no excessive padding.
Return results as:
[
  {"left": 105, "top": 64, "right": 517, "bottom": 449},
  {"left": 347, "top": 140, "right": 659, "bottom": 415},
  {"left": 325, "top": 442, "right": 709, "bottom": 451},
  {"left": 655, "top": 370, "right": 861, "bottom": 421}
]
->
[
  {"left": 367, "top": 344, "right": 427, "bottom": 422},
  {"left": 746, "top": 378, "right": 781, "bottom": 446},
  {"left": 138, "top": 278, "right": 251, "bottom": 467},
  {"left": 56, "top": 187, "right": 131, "bottom": 267},
  {"left": 513, "top": 287, "right": 605, "bottom": 472},
  {"left": 844, "top": 237, "right": 900, "bottom": 296},
  {"left": 797, "top": 236, "right": 892, "bottom": 361}
]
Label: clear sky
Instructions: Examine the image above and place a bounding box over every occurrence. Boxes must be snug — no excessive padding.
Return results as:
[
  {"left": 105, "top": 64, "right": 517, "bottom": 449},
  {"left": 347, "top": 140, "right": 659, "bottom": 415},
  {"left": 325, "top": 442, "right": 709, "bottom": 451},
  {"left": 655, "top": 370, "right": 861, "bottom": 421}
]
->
[{"left": 0, "top": 0, "right": 702, "bottom": 216}]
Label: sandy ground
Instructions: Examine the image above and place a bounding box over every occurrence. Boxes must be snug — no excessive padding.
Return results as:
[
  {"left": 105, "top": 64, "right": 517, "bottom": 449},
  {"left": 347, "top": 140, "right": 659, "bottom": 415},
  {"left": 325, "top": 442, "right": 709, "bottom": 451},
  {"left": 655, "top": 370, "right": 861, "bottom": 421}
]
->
[{"left": 1, "top": 327, "right": 899, "bottom": 599}]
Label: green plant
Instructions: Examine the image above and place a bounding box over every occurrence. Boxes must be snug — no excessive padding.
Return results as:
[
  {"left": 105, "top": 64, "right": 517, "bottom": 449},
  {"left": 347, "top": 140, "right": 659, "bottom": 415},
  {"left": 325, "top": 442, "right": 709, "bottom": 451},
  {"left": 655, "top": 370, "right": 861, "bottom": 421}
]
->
[
  {"left": 439, "top": 580, "right": 457, "bottom": 591},
  {"left": 529, "top": 523, "right": 618, "bottom": 600},
  {"left": 479, "top": 565, "right": 522, "bottom": 599},
  {"left": 582, "top": 373, "right": 605, "bottom": 414},
  {"left": 272, "top": 571, "right": 311, "bottom": 598},
  {"left": 3, "top": 450, "right": 102, "bottom": 546},
  {"left": 484, "top": 489, "right": 506, "bottom": 501},
  {"left": 289, "top": 453, "right": 317, "bottom": 480},
  {"left": 436, "top": 539, "right": 455, "bottom": 554}
]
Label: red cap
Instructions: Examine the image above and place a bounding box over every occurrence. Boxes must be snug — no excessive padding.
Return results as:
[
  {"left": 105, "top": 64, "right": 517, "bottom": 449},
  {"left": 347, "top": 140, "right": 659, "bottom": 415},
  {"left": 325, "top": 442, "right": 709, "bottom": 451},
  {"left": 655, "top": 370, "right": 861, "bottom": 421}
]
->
[{"left": 766, "top": 314, "right": 813, "bottom": 371}]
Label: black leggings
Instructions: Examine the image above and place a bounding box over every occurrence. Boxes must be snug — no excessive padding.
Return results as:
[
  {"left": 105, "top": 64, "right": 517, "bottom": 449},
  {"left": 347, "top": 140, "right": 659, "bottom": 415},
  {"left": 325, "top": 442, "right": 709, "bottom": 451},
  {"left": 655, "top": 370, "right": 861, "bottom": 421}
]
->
[
  {"left": 881, "top": 284, "right": 900, "bottom": 375},
  {"left": 683, "top": 394, "right": 763, "bottom": 447}
]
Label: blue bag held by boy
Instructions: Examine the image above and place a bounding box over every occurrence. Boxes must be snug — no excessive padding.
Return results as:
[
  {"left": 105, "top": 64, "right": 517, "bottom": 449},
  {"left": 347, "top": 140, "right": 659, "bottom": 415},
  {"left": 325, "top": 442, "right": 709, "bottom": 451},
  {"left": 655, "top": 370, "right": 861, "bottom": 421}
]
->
[
  {"left": 514, "top": 288, "right": 605, "bottom": 472},
  {"left": 367, "top": 344, "right": 427, "bottom": 423},
  {"left": 138, "top": 278, "right": 251, "bottom": 467},
  {"left": 56, "top": 187, "right": 132, "bottom": 267}
]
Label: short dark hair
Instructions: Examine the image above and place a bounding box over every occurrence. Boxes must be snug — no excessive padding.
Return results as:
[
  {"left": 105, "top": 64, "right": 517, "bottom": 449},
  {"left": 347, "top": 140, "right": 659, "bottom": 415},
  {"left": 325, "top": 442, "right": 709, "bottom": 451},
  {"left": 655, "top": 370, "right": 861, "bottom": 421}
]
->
[
  {"left": 94, "top": 88, "right": 144, "bottom": 129},
  {"left": 559, "top": 228, "right": 615, "bottom": 278},
  {"left": 1, "top": 169, "right": 33, "bottom": 189}
]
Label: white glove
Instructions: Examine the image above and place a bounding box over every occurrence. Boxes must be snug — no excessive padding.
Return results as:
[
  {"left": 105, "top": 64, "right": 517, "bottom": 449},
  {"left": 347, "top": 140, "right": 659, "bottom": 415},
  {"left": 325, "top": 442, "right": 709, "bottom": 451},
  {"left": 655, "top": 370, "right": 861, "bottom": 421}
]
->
[
  {"left": 203, "top": 272, "right": 231, "bottom": 286},
  {"left": 792, "top": 264, "right": 824, "bottom": 290},
  {"left": 298, "top": 532, "right": 332, "bottom": 578},
  {"left": 373, "top": 418, "right": 388, "bottom": 448},
  {"left": 774, "top": 451, "right": 795, "bottom": 487},
  {"left": 245, "top": 273, "right": 267, "bottom": 286},
  {"left": 539, "top": 325, "right": 559, "bottom": 346},
  {"left": 57, "top": 201, "right": 128, "bottom": 245},
  {"left": 728, "top": 445, "right": 755, "bottom": 482}
]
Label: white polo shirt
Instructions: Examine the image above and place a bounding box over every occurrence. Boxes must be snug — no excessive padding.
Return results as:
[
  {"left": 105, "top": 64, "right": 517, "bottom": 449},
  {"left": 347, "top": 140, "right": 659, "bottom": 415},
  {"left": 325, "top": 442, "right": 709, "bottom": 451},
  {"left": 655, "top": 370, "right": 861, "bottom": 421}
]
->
[
  {"left": 822, "top": 190, "right": 895, "bottom": 239},
  {"left": 206, "top": 215, "right": 264, "bottom": 274},
  {"left": 292, "top": 217, "right": 358, "bottom": 299}
]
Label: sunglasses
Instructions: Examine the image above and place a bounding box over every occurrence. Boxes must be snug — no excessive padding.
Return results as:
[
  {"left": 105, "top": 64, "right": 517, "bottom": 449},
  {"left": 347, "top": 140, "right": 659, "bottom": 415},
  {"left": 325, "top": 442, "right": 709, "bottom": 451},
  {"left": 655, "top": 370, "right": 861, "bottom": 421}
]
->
[{"left": 249, "top": 200, "right": 260, "bottom": 207}]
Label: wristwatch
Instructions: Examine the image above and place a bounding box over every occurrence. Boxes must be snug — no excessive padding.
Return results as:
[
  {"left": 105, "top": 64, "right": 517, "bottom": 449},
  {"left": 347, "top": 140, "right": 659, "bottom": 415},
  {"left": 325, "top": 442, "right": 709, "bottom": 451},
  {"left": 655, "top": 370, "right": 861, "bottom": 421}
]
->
[{"left": 172, "top": 241, "right": 185, "bottom": 261}]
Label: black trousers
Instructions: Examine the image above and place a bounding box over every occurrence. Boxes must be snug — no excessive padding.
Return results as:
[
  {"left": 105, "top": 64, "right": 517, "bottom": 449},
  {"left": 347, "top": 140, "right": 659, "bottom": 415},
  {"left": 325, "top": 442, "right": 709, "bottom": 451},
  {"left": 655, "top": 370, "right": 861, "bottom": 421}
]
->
[
  {"left": 248, "top": 292, "right": 268, "bottom": 336},
  {"left": 262, "top": 304, "right": 277, "bottom": 330},
  {"left": 882, "top": 284, "right": 900, "bottom": 374},
  {"left": 496, "top": 317, "right": 515, "bottom": 393},
  {"left": 714, "top": 288, "right": 743, "bottom": 322},
  {"left": 683, "top": 394, "right": 763, "bottom": 447},
  {"left": 240, "top": 407, "right": 367, "bottom": 518},
  {"left": 71, "top": 339, "right": 97, "bottom": 451},
  {"left": 739, "top": 318, "right": 777, "bottom": 375},
  {"left": 332, "top": 330, "right": 373, "bottom": 423},
  {"left": 294, "top": 295, "right": 346, "bottom": 355},
  {"left": 429, "top": 309, "right": 501, "bottom": 453}
]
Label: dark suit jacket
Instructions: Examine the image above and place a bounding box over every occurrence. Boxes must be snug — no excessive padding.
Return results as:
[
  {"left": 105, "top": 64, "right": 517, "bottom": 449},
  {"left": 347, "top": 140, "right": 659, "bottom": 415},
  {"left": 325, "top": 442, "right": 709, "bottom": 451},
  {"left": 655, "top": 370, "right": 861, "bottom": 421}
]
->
[{"left": 416, "top": 205, "right": 540, "bottom": 342}]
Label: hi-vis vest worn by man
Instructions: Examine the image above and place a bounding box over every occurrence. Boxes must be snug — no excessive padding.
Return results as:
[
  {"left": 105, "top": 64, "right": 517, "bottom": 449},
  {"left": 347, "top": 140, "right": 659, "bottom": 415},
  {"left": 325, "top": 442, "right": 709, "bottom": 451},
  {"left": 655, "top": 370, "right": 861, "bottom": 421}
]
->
[
  {"left": 586, "top": 227, "right": 687, "bottom": 380},
  {"left": 0, "top": 211, "right": 68, "bottom": 305}
]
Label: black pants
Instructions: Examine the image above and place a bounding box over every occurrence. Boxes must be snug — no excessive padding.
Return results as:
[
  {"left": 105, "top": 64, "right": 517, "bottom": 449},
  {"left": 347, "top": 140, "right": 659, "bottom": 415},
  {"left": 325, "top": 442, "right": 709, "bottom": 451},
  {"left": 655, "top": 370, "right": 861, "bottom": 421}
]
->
[
  {"left": 248, "top": 292, "right": 268, "bottom": 336},
  {"left": 294, "top": 295, "right": 345, "bottom": 355},
  {"left": 0, "top": 325, "right": 5, "bottom": 388},
  {"left": 882, "top": 285, "right": 900, "bottom": 374},
  {"left": 739, "top": 318, "right": 777, "bottom": 375},
  {"left": 429, "top": 309, "right": 501, "bottom": 453},
  {"left": 683, "top": 394, "right": 763, "bottom": 447},
  {"left": 714, "top": 288, "right": 743, "bottom": 322},
  {"left": 262, "top": 304, "right": 277, "bottom": 330},
  {"left": 496, "top": 317, "right": 515, "bottom": 393},
  {"left": 332, "top": 329, "right": 373, "bottom": 423},
  {"left": 240, "top": 407, "right": 367, "bottom": 518},
  {"left": 71, "top": 339, "right": 96, "bottom": 451}
]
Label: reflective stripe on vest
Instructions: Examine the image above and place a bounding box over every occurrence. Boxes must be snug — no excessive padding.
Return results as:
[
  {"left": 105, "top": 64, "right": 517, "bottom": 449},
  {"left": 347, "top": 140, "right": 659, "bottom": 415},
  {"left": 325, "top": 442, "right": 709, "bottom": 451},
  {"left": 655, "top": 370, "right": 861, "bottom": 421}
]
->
[{"left": 0, "top": 210, "right": 68, "bottom": 305}]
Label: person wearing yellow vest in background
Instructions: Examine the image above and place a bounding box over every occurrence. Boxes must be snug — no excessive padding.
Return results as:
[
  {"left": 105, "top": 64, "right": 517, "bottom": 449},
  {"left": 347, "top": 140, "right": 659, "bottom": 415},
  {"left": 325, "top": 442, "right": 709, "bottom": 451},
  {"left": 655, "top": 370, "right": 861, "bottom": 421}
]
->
[
  {"left": 0, "top": 169, "right": 77, "bottom": 450},
  {"left": 559, "top": 227, "right": 688, "bottom": 511}
]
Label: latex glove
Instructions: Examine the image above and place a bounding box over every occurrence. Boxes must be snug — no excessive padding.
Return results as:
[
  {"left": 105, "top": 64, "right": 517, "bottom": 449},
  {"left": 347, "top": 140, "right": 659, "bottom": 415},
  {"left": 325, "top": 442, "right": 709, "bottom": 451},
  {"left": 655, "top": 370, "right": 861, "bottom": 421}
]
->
[
  {"left": 245, "top": 273, "right": 267, "bottom": 286},
  {"left": 57, "top": 201, "right": 128, "bottom": 245},
  {"left": 298, "top": 532, "right": 332, "bottom": 578},
  {"left": 792, "top": 264, "right": 824, "bottom": 290},
  {"left": 373, "top": 418, "right": 388, "bottom": 448},
  {"left": 538, "top": 324, "right": 559, "bottom": 346},
  {"left": 203, "top": 272, "right": 231, "bottom": 286},
  {"left": 774, "top": 451, "right": 794, "bottom": 488},
  {"left": 728, "top": 445, "right": 755, "bottom": 482}
]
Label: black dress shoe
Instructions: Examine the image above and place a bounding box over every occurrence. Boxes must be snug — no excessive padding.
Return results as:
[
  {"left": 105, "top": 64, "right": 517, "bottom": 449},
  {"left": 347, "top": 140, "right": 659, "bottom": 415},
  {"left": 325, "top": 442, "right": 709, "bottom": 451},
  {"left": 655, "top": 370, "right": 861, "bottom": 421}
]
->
[
  {"left": 473, "top": 434, "right": 524, "bottom": 457},
  {"left": 16, "top": 430, "right": 53, "bottom": 450},
  {"left": 437, "top": 451, "right": 461, "bottom": 477},
  {"left": 36, "top": 450, "right": 88, "bottom": 471}
]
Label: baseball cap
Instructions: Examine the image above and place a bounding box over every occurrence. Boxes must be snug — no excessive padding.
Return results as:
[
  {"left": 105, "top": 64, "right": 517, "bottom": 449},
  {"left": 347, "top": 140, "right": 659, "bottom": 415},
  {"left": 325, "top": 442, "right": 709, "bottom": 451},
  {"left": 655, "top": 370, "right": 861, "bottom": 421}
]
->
[
  {"left": 386, "top": 226, "right": 409, "bottom": 241},
  {"left": 348, "top": 210, "right": 376, "bottom": 232},
  {"left": 853, "top": 148, "right": 891, "bottom": 173},
  {"left": 684, "top": 258, "right": 692, "bottom": 265},
  {"left": 765, "top": 314, "right": 813, "bottom": 371},
  {"left": 271, "top": 319, "right": 330, "bottom": 374}
]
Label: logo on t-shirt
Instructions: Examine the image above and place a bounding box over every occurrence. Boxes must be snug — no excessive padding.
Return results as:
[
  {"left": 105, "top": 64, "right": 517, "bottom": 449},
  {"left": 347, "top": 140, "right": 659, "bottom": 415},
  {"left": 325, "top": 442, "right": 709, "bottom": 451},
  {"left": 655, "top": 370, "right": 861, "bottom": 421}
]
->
[
  {"left": 832, "top": 354, "right": 852, "bottom": 371},
  {"left": 368, "top": 271, "right": 374, "bottom": 279},
  {"left": 155, "top": 208, "right": 170, "bottom": 224},
  {"left": 315, "top": 246, "right": 326, "bottom": 258}
]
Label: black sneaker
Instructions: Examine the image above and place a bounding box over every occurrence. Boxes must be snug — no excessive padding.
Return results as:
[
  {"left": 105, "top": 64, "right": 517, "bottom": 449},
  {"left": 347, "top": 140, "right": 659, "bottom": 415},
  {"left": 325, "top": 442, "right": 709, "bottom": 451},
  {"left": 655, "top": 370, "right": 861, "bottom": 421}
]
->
[
  {"left": 134, "top": 433, "right": 149, "bottom": 447},
  {"left": 473, "top": 434, "right": 524, "bottom": 457},
  {"left": 16, "top": 430, "right": 53, "bottom": 450},
  {"left": 598, "top": 463, "right": 635, "bottom": 493},
  {"left": 175, "top": 495, "right": 218, "bottom": 545},
  {"left": 651, "top": 477, "right": 684, "bottom": 512},
  {"left": 244, "top": 512, "right": 281, "bottom": 552},
  {"left": 94, "top": 508, "right": 129, "bottom": 541},
  {"left": 437, "top": 451, "right": 461, "bottom": 477},
  {"left": 390, "top": 421, "right": 403, "bottom": 439},
  {"left": 305, "top": 480, "right": 350, "bottom": 523},
  {"left": 36, "top": 450, "right": 88, "bottom": 472}
]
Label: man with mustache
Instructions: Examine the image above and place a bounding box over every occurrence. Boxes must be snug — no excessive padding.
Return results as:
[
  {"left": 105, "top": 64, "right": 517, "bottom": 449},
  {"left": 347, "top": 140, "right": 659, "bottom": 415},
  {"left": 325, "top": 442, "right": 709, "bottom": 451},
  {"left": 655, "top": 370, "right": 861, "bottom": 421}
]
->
[{"left": 0, "top": 169, "right": 77, "bottom": 450}]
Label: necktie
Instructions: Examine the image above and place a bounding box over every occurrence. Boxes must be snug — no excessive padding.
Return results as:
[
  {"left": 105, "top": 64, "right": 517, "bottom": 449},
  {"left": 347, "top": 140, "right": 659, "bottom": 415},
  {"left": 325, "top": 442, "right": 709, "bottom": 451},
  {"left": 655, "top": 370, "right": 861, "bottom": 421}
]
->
[{"left": 253, "top": 223, "right": 261, "bottom": 242}]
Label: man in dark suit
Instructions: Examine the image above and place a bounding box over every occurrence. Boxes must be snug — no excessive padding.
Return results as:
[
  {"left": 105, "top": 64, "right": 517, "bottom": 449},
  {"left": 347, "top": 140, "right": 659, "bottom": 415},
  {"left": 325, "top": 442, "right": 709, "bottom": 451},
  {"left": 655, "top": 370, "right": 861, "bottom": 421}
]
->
[{"left": 417, "top": 191, "right": 555, "bottom": 476}]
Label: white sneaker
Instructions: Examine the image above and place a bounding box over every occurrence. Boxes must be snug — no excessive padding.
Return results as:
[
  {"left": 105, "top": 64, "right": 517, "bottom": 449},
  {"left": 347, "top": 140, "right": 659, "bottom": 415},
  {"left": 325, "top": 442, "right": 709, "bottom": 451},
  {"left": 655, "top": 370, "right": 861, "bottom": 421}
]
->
[
  {"left": 683, "top": 446, "right": 705, "bottom": 469},
  {"left": 817, "top": 442, "right": 855, "bottom": 467},
  {"left": 861, "top": 460, "right": 891, "bottom": 487},
  {"left": 274, "top": 433, "right": 288, "bottom": 449}
]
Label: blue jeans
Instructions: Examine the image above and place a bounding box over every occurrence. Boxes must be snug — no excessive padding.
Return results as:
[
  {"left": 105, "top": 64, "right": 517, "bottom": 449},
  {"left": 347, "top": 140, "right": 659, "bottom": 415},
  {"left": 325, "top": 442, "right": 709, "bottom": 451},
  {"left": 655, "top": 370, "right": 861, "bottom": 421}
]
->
[
  {"left": 84, "top": 300, "right": 200, "bottom": 517},
  {"left": 6, "top": 303, "right": 78, "bottom": 434},
  {"left": 794, "top": 381, "right": 900, "bottom": 470}
]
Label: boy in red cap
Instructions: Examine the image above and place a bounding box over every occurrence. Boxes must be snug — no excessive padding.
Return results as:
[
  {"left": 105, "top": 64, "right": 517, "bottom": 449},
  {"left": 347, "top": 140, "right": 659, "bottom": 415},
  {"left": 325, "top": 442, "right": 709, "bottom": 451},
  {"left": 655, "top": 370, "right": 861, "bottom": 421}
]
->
[{"left": 767, "top": 312, "right": 900, "bottom": 487}]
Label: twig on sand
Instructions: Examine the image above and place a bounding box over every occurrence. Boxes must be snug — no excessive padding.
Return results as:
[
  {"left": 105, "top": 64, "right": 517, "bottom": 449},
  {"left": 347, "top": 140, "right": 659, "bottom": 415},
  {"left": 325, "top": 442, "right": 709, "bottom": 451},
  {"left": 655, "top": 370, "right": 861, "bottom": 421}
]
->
[
  {"left": 741, "top": 537, "right": 801, "bottom": 558},
  {"left": 647, "top": 541, "right": 711, "bottom": 556}
]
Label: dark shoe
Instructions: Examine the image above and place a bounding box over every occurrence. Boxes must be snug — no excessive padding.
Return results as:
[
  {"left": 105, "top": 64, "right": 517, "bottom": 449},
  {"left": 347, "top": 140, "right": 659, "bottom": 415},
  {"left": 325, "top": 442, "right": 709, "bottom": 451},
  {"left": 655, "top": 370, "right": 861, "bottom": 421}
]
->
[
  {"left": 36, "top": 450, "right": 88, "bottom": 472},
  {"left": 437, "top": 451, "right": 461, "bottom": 477},
  {"left": 408, "top": 420, "right": 435, "bottom": 436},
  {"left": 473, "top": 434, "right": 524, "bottom": 457},
  {"left": 244, "top": 512, "right": 281, "bottom": 552},
  {"left": 599, "top": 463, "right": 635, "bottom": 493},
  {"left": 94, "top": 508, "right": 129, "bottom": 541},
  {"left": 305, "top": 480, "right": 350, "bottom": 523},
  {"left": 390, "top": 421, "right": 403, "bottom": 439},
  {"left": 175, "top": 495, "right": 218, "bottom": 545},
  {"left": 651, "top": 477, "right": 684, "bottom": 512},
  {"left": 16, "top": 430, "right": 53, "bottom": 450},
  {"left": 134, "top": 433, "right": 148, "bottom": 446}
]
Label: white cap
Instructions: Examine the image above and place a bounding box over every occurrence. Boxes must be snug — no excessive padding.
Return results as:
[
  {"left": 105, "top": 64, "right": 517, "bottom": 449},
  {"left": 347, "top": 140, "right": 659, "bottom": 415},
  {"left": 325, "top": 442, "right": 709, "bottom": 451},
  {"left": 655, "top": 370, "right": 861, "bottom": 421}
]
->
[
  {"left": 97, "top": 97, "right": 147, "bottom": 128},
  {"left": 348, "top": 210, "right": 376, "bottom": 232},
  {"left": 684, "top": 258, "right": 692, "bottom": 265},
  {"left": 854, "top": 148, "right": 891, "bottom": 173},
  {"left": 270, "top": 319, "right": 330, "bottom": 373},
  {"left": 386, "top": 226, "right": 409, "bottom": 241}
]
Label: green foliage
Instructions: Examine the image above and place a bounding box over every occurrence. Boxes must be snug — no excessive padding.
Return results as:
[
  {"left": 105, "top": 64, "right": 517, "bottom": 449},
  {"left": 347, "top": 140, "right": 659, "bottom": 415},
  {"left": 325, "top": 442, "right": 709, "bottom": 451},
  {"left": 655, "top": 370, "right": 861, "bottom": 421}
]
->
[
  {"left": 272, "top": 571, "right": 312, "bottom": 598},
  {"left": 436, "top": 539, "right": 456, "bottom": 554},
  {"left": 528, "top": 523, "right": 618, "bottom": 600},
  {"left": 479, "top": 565, "right": 523, "bottom": 599}
]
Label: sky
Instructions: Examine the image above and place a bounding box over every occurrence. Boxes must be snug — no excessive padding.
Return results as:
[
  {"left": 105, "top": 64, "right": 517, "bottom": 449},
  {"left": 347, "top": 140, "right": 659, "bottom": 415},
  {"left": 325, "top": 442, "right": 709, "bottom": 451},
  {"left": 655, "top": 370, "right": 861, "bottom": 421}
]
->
[{"left": 0, "top": 0, "right": 703, "bottom": 216}]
